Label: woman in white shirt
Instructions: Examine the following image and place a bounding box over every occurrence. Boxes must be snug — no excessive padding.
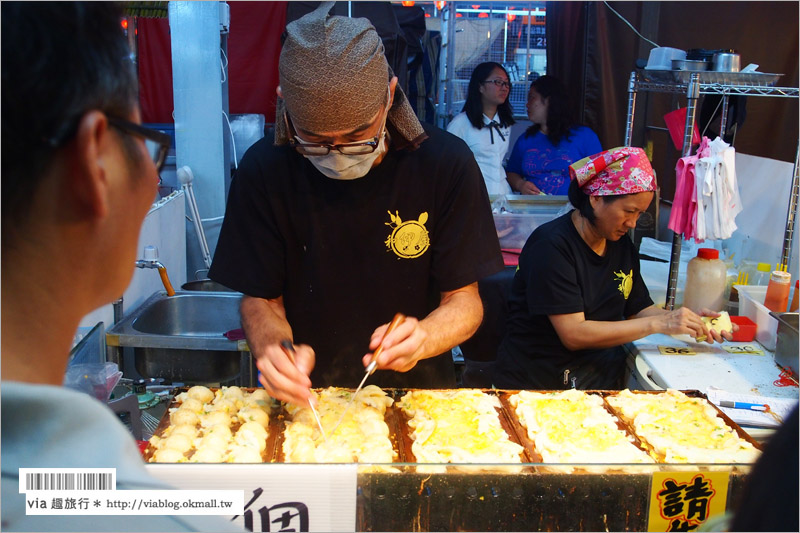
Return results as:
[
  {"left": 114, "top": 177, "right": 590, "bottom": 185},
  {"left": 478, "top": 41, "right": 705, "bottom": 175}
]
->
[{"left": 447, "top": 62, "right": 516, "bottom": 195}]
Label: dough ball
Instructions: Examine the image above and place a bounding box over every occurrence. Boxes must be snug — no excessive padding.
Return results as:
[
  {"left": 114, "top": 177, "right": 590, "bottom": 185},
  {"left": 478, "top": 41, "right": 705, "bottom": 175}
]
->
[
  {"left": 169, "top": 424, "right": 198, "bottom": 439},
  {"left": 200, "top": 410, "right": 232, "bottom": 428},
  {"left": 153, "top": 448, "right": 186, "bottom": 463},
  {"left": 237, "top": 421, "right": 268, "bottom": 441},
  {"left": 221, "top": 386, "right": 244, "bottom": 400},
  {"left": 284, "top": 437, "right": 316, "bottom": 463},
  {"left": 226, "top": 445, "right": 263, "bottom": 463},
  {"left": 243, "top": 399, "right": 272, "bottom": 412},
  {"left": 248, "top": 389, "right": 270, "bottom": 402},
  {"left": 177, "top": 397, "right": 204, "bottom": 414},
  {"left": 315, "top": 441, "right": 355, "bottom": 463},
  {"left": 205, "top": 424, "right": 233, "bottom": 441},
  {"left": 199, "top": 432, "right": 230, "bottom": 451},
  {"left": 170, "top": 409, "right": 199, "bottom": 427},
  {"left": 162, "top": 434, "right": 194, "bottom": 454},
  {"left": 237, "top": 407, "right": 269, "bottom": 428},
  {"left": 187, "top": 385, "right": 214, "bottom": 404},
  {"left": 210, "top": 398, "right": 238, "bottom": 414},
  {"left": 234, "top": 429, "right": 267, "bottom": 452},
  {"left": 190, "top": 447, "right": 225, "bottom": 463}
]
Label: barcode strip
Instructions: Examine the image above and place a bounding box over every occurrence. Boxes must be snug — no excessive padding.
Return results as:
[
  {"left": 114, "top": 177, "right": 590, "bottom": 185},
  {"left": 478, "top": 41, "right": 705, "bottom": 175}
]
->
[{"left": 25, "top": 472, "right": 113, "bottom": 491}]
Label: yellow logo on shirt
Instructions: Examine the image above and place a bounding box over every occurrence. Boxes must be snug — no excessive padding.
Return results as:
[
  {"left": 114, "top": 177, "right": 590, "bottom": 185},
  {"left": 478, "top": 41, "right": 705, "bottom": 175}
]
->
[
  {"left": 385, "top": 211, "right": 430, "bottom": 259},
  {"left": 615, "top": 269, "right": 633, "bottom": 299}
]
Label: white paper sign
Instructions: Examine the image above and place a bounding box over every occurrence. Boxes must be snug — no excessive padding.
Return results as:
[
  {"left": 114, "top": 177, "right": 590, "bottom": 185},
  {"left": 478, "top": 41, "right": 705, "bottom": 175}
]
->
[{"left": 146, "top": 464, "right": 357, "bottom": 532}]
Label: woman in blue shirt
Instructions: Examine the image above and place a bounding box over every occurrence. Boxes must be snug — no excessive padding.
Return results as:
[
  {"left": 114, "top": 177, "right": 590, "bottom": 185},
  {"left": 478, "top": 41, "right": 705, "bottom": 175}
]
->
[{"left": 506, "top": 75, "right": 602, "bottom": 195}]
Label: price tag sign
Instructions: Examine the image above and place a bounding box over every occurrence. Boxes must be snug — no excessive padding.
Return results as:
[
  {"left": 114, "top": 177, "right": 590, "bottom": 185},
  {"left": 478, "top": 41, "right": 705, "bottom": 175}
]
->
[
  {"left": 657, "top": 346, "right": 697, "bottom": 356},
  {"left": 648, "top": 471, "right": 730, "bottom": 532},
  {"left": 721, "top": 344, "right": 764, "bottom": 355}
]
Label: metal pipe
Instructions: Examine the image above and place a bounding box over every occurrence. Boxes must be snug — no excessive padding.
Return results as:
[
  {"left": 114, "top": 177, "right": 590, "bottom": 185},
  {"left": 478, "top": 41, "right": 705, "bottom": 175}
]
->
[
  {"left": 624, "top": 72, "right": 638, "bottom": 147},
  {"left": 719, "top": 94, "right": 729, "bottom": 139},
  {"left": 113, "top": 297, "right": 124, "bottom": 325},
  {"left": 780, "top": 143, "right": 800, "bottom": 271},
  {"left": 665, "top": 73, "right": 700, "bottom": 310}
]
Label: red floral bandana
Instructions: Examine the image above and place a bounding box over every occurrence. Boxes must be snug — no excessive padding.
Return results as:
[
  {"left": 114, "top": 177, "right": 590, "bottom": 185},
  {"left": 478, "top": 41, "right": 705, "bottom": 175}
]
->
[{"left": 569, "top": 147, "right": 656, "bottom": 196}]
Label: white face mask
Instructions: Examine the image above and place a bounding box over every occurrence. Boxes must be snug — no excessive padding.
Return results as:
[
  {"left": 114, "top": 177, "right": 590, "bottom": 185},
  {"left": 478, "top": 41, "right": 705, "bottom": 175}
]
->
[{"left": 304, "top": 131, "right": 387, "bottom": 180}]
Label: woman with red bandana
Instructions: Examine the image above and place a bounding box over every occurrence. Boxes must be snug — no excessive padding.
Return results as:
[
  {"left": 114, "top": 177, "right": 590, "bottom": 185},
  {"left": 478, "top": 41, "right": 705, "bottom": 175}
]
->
[{"left": 494, "top": 147, "right": 733, "bottom": 390}]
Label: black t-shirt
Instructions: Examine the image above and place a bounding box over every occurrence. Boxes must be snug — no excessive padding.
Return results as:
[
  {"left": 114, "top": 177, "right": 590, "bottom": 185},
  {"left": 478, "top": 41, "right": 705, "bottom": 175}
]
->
[
  {"left": 209, "top": 123, "right": 503, "bottom": 388},
  {"left": 494, "top": 211, "right": 653, "bottom": 390}
]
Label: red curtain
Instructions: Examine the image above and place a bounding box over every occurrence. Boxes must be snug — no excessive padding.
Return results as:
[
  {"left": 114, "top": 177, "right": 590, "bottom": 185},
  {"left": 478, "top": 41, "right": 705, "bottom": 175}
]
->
[{"left": 137, "top": 2, "right": 288, "bottom": 125}]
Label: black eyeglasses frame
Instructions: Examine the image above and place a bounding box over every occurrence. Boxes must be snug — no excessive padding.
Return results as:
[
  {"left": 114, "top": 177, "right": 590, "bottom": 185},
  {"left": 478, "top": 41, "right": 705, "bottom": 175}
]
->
[
  {"left": 482, "top": 79, "right": 512, "bottom": 89},
  {"left": 284, "top": 113, "right": 383, "bottom": 157},
  {"left": 107, "top": 116, "right": 172, "bottom": 172}
]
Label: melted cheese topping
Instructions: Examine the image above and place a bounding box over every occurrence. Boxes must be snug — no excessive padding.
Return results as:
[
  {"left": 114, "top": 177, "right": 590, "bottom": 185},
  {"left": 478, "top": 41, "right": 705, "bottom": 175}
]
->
[
  {"left": 606, "top": 389, "right": 761, "bottom": 464},
  {"left": 398, "top": 390, "right": 524, "bottom": 472},
  {"left": 149, "top": 386, "right": 274, "bottom": 463},
  {"left": 509, "top": 389, "right": 653, "bottom": 473},
  {"left": 282, "top": 385, "right": 396, "bottom": 466}
]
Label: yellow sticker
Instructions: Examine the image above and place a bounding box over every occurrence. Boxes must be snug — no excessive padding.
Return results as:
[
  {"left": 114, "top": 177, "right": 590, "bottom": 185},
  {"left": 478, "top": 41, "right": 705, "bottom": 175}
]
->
[
  {"left": 721, "top": 344, "right": 764, "bottom": 355},
  {"left": 658, "top": 346, "right": 697, "bottom": 356},
  {"left": 648, "top": 471, "right": 730, "bottom": 532}
]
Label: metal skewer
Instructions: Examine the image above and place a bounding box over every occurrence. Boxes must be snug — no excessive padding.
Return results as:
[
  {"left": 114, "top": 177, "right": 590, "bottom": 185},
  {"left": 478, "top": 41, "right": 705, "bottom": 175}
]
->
[
  {"left": 328, "top": 313, "right": 406, "bottom": 438},
  {"left": 280, "top": 339, "right": 327, "bottom": 443}
]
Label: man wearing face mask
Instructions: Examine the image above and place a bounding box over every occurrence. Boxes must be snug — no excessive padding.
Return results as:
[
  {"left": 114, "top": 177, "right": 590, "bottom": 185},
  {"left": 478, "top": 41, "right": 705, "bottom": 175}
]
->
[{"left": 209, "top": 2, "right": 503, "bottom": 405}]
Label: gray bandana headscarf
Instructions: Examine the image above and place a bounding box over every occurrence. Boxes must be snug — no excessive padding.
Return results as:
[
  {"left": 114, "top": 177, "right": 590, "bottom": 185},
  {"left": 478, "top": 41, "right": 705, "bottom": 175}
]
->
[{"left": 274, "top": 1, "right": 427, "bottom": 149}]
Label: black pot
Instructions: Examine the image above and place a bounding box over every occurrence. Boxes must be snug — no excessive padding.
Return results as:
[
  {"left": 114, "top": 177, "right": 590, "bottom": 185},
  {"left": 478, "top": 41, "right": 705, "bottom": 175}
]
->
[{"left": 180, "top": 279, "right": 235, "bottom": 292}]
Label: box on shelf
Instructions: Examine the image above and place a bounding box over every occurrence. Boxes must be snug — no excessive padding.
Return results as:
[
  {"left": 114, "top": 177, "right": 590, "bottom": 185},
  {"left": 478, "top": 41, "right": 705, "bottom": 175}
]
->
[
  {"left": 490, "top": 195, "right": 567, "bottom": 250},
  {"left": 493, "top": 212, "right": 556, "bottom": 249},
  {"left": 737, "top": 285, "right": 778, "bottom": 351}
]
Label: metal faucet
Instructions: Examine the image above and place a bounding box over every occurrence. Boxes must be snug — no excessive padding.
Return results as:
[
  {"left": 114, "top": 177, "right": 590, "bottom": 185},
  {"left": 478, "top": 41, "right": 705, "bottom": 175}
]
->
[
  {"left": 136, "top": 245, "right": 175, "bottom": 296},
  {"left": 136, "top": 244, "right": 167, "bottom": 270}
]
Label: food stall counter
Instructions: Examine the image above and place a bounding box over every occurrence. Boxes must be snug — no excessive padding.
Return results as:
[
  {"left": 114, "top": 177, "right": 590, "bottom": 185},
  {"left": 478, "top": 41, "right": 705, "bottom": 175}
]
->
[{"left": 626, "top": 334, "right": 799, "bottom": 440}]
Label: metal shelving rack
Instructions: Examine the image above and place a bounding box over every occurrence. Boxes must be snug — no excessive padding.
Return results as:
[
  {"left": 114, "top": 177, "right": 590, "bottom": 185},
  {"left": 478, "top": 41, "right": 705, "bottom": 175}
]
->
[{"left": 624, "top": 70, "right": 800, "bottom": 309}]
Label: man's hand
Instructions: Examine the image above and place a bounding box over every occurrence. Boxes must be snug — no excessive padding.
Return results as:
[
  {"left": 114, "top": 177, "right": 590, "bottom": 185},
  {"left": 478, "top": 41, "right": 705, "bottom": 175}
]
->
[
  {"left": 254, "top": 341, "right": 315, "bottom": 406},
  {"left": 362, "top": 316, "right": 428, "bottom": 373}
]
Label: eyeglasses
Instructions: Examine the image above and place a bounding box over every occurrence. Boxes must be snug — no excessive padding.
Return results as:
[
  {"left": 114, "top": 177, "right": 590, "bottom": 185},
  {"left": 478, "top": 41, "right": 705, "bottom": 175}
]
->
[
  {"left": 286, "top": 88, "right": 391, "bottom": 156},
  {"left": 482, "top": 79, "right": 512, "bottom": 89},
  {"left": 286, "top": 114, "right": 385, "bottom": 156},
  {"left": 107, "top": 116, "right": 171, "bottom": 172}
]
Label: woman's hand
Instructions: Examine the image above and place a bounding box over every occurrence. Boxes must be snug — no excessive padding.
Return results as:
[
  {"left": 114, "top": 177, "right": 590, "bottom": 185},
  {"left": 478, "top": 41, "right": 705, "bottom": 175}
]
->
[
  {"left": 518, "top": 180, "right": 543, "bottom": 195},
  {"left": 507, "top": 171, "right": 543, "bottom": 195},
  {"left": 652, "top": 307, "right": 713, "bottom": 342},
  {"left": 697, "top": 308, "right": 738, "bottom": 343}
]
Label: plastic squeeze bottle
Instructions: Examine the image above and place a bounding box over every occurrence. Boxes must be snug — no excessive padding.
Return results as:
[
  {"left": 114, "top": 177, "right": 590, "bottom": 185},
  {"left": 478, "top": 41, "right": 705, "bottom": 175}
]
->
[
  {"left": 763, "top": 271, "right": 791, "bottom": 313},
  {"left": 751, "top": 263, "right": 773, "bottom": 286},
  {"left": 683, "top": 248, "right": 727, "bottom": 312}
]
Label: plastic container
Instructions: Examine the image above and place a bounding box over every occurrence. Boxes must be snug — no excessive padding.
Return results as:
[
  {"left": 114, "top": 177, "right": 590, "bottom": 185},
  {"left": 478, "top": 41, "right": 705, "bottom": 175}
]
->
[
  {"left": 790, "top": 280, "right": 799, "bottom": 312},
  {"left": 764, "top": 271, "right": 791, "bottom": 313},
  {"left": 645, "top": 47, "right": 686, "bottom": 70},
  {"left": 729, "top": 315, "right": 757, "bottom": 342},
  {"left": 738, "top": 285, "right": 779, "bottom": 350},
  {"left": 683, "top": 248, "right": 727, "bottom": 312},
  {"left": 493, "top": 212, "right": 558, "bottom": 249},
  {"left": 751, "top": 262, "right": 773, "bottom": 286}
]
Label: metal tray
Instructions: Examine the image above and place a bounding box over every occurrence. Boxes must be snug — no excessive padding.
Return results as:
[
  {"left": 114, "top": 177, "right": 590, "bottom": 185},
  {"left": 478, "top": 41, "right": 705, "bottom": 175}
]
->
[{"left": 146, "top": 387, "right": 760, "bottom": 468}]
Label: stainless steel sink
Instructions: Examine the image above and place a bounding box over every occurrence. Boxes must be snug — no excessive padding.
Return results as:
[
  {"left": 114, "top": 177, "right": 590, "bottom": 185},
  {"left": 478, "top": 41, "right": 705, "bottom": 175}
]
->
[{"left": 106, "top": 291, "right": 251, "bottom": 384}]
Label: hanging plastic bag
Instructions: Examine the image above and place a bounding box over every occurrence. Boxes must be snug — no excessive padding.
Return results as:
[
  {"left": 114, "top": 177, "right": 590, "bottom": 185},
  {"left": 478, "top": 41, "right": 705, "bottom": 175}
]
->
[
  {"left": 663, "top": 107, "right": 701, "bottom": 150},
  {"left": 63, "top": 362, "right": 123, "bottom": 403}
]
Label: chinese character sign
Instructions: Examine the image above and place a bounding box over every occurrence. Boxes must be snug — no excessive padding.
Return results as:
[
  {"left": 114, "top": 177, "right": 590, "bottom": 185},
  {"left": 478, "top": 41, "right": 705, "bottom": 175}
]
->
[{"left": 648, "top": 472, "right": 730, "bottom": 532}]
